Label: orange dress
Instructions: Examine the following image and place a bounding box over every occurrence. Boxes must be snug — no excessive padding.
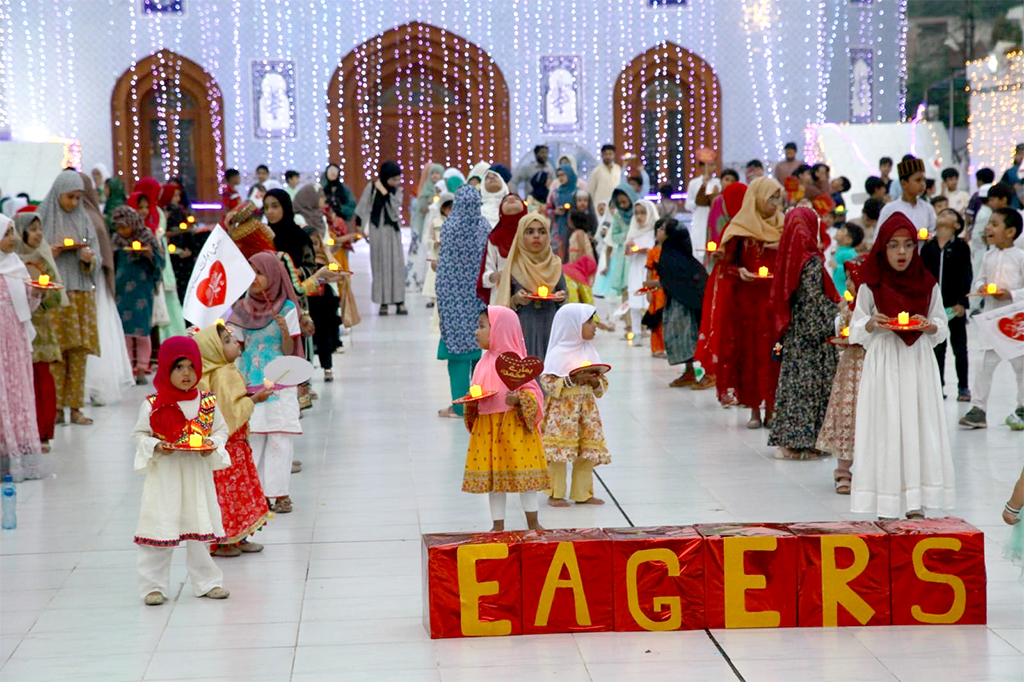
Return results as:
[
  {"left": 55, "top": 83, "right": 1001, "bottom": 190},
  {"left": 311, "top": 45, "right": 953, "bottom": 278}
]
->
[{"left": 645, "top": 246, "right": 667, "bottom": 353}]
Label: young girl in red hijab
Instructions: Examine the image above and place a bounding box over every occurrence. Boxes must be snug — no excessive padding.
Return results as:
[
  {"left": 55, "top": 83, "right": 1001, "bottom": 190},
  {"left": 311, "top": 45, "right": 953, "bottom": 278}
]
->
[
  {"left": 461, "top": 306, "right": 548, "bottom": 531},
  {"left": 848, "top": 213, "right": 954, "bottom": 520},
  {"left": 767, "top": 207, "right": 841, "bottom": 460},
  {"left": 132, "top": 336, "right": 231, "bottom": 605},
  {"left": 478, "top": 195, "right": 527, "bottom": 305}
]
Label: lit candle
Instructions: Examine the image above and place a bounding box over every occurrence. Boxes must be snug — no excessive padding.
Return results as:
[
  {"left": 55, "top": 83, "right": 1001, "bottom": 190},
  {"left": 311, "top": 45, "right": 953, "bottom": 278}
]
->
[
  {"left": 537, "top": 285, "right": 549, "bottom": 298},
  {"left": 897, "top": 311, "right": 910, "bottom": 326},
  {"left": 432, "top": 195, "right": 440, "bottom": 203},
  {"left": 215, "top": 318, "right": 225, "bottom": 326},
  {"left": 263, "top": 378, "right": 274, "bottom": 389},
  {"left": 758, "top": 266, "right": 769, "bottom": 277},
  {"left": 986, "top": 283, "right": 998, "bottom": 294},
  {"left": 706, "top": 240, "right": 717, "bottom": 253},
  {"left": 188, "top": 434, "right": 203, "bottom": 448},
  {"left": 63, "top": 238, "right": 74, "bottom": 247},
  {"left": 631, "top": 245, "right": 639, "bottom": 252},
  {"left": 187, "top": 215, "right": 195, "bottom": 224},
  {"left": 38, "top": 274, "right": 50, "bottom": 287},
  {"left": 563, "top": 203, "right": 571, "bottom": 210},
  {"left": 131, "top": 240, "right": 142, "bottom": 250},
  {"left": 579, "top": 361, "right": 592, "bottom": 368},
  {"left": 326, "top": 236, "right": 335, "bottom": 246},
  {"left": 168, "top": 243, "right": 177, "bottom": 254},
  {"left": 917, "top": 228, "right": 929, "bottom": 240},
  {"left": 626, "top": 332, "right": 634, "bottom": 341},
  {"left": 328, "top": 262, "right": 340, "bottom": 271},
  {"left": 469, "top": 384, "right": 483, "bottom": 398},
  {"left": 178, "top": 222, "right": 187, "bottom": 230},
  {"left": 843, "top": 290, "right": 854, "bottom": 302},
  {"left": 841, "top": 326, "right": 850, "bottom": 338}
]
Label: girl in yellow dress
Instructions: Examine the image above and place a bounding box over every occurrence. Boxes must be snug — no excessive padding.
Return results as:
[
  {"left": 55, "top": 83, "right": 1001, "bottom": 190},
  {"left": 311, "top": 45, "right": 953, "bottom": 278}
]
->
[
  {"left": 462, "top": 306, "right": 548, "bottom": 531},
  {"left": 540, "top": 304, "right": 610, "bottom": 507}
]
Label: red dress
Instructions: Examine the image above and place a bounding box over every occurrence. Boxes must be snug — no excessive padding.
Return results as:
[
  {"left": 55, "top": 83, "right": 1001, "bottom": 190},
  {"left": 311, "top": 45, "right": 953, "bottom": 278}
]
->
[
  {"left": 212, "top": 425, "right": 270, "bottom": 543},
  {"left": 713, "top": 237, "right": 781, "bottom": 411}
]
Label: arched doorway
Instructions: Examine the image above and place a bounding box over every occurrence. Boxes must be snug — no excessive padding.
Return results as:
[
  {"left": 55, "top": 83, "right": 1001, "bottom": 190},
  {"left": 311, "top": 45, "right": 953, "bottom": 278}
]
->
[
  {"left": 328, "top": 23, "right": 511, "bottom": 214},
  {"left": 111, "top": 50, "right": 225, "bottom": 202},
  {"left": 614, "top": 43, "right": 721, "bottom": 191}
]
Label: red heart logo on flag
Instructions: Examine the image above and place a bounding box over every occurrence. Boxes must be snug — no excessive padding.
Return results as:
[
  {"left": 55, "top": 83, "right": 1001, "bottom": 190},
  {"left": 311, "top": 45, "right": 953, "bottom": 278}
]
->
[
  {"left": 495, "top": 352, "right": 543, "bottom": 391},
  {"left": 196, "top": 261, "right": 227, "bottom": 307},
  {"left": 997, "top": 312, "right": 1024, "bottom": 342}
]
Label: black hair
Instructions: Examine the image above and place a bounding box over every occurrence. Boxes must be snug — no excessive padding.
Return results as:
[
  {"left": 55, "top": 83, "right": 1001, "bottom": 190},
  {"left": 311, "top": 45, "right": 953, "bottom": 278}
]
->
[
  {"left": 601, "top": 143, "right": 617, "bottom": 153},
  {"left": 993, "top": 207, "right": 1023, "bottom": 238},
  {"left": 835, "top": 176, "right": 851, "bottom": 193},
  {"left": 721, "top": 168, "right": 739, "bottom": 182},
  {"left": 745, "top": 159, "right": 764, "bottom": 170},
  {"left": 533, "top": 144, "right": 548, "bottom": 154},
  {"left": 931, "top": 195, "right": 949, "bottom": 207},
  {"left": 938, "top": 208, "right": 965, "bottom": 236},
  {"left": 627, "top": 175, "right": 643, "bottom": 187},
  {"left": 976, "top": 168, "right": 995, "bottom": 185},
  {"left": 900, "top": 154, "right": 916, "bottom": 164},
  {"left": 862, "top": 198, "right": 884, "bottom": 221},
  {"left": 793, "top": 164, "right": 813, "bottom": 177},
  {"left": 659, "top": 184, "right": 674, "bottom": 197},
  {"left": 225, "top": 168, "right": 240, "bottom": 180},
  {"left": 841, "top": 222, "right": 864, "bottom": 247},
  {"left": 987, "top": 183, "right": 1015, "bottom": 204},
  {"left": 812, "top": 163, "right": 830, "bottom": 178},
  {"left": 865, "top": 176, "right": 886, "bottom": 196},
  {"left": 255, "top": 164, "right": 269, "bottom": 173},
  {"left": 284, "top": 170, "right": 299, "bottom": 180},
  {"left": 925, "top": 178, "right": 935, "bottom": 191},
  {"left": 879, "top": 156, "right": 893, "bottom": 167},
  {"left": 784, "top": 142, "right": 797, "bottom": 151},
  {"left": 16, "top": 192, "right": 30, "bottom": 201},
  {"left": 940, "top": 168, "right": 959, "bottom": 181},
  {"left": 19, "top": 214, "right": 41, "bottom": 244}
]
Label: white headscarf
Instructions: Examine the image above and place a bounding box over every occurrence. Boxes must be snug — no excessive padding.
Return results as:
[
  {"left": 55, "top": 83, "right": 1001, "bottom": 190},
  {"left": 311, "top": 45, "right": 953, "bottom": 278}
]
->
[
  {"left": 467, "top": 162, "right": 491, "bottom": 186},
  {"left": 0, "top": 216, "right": 35, "bottom": 343},
  {"left": 626, "top": 199, "right": 659, "bottom": 242},
  {"left": 542, "top": 303, "right": 601, "bottom": 377},
  {"left": 480, "top": 170, "right": 509, "bottom": 228},
  {"left": 90, "top": 163, "right": 110, "bottom": 186}
]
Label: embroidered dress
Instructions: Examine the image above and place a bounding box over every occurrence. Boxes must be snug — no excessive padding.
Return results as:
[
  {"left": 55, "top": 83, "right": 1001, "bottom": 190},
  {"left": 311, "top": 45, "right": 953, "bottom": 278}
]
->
[
  {"left": 816, "top": 307, "right": 866, "bottom": 460},
  {"left": 132, "top": 392, "right": 230, "bottom": 546},
  {"left": 539, "top": 375, "right": 610, "bottom": 465},
  {"left": 462, "top": 391, "right": 549, "bottom": 493}
]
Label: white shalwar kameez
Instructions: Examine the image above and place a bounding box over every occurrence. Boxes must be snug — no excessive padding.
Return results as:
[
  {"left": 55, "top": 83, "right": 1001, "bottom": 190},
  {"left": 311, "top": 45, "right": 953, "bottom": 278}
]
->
[
  {"left": 132, "top": 396, "right": 230, "bottom": 598},
  {"left": 971, "top": 246, "right": 1024, "bottom": 412},
  {"left": 849, "top": 283, "right": 955, "bottom": 519}
]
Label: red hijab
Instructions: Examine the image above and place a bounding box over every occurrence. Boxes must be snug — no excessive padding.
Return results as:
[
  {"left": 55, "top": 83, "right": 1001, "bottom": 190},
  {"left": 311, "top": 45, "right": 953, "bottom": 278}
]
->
[
  {"left": 158, "top": 182, "right": 181, "bottom": 209},
  {"left": 149, "top": 336, "right": 203, "bottom": 442},
  {"left": 476, "top": 196, "right": 527, "bottom": 304},
  {"left": 723, "top": 182, "right": 747, "bottom": 219},
  {"left": 771, "top": 207, "right": 840, "bottom": 339},
  {"left": 861, "top": 212, "right": 937, "bottom": 346},
  {"left": 134, "top": 177, "right": 162, "bottom": 231}
]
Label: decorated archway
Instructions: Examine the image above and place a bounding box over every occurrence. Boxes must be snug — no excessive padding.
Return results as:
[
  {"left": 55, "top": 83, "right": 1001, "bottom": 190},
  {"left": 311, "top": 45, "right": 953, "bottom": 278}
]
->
[
  {"left": 328, "top": 23, "right": 511, "bottom": 213},
  {"left": 614, "top": 43, "right": 721, "bottom": 190},
  {"left": 111, "top": 50, "right": 225, "bottom": 202}
]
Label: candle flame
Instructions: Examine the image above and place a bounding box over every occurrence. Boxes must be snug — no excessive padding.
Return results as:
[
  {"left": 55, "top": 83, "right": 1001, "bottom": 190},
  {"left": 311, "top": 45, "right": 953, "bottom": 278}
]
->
[
  {"left": 178, "top": 222, "right": 187, "bottom": 230},
  {"left": 580, "top": 361, "right": 592, "bottom": 368},
  {"left": 897, "top": 311, "right": 910, "bottom": 325},
  {"left": 469, "top": 384, "right": 483, "bottom": 398},
  {"left": 263, "top": 378, "right": 274, "bottom": 389},
  {"left": 168, "top": 244, "right": 177, "bottom": 253},
  {"left": 38, "top": 274, "right": 50, "bottom": 286},
  {"left": 843, "top": 290, "right": 854, "bottom": 302},
  {"left": 537, "top": 285, "right": 549, "bottom": 298},
  {"left": 432, "top": 196, "right": 440, "bottom": 203},
  {"left": 986, "top": 283, "right": 998, "bottom": 294},
  {"left": 841, "top": 326, "right": 850, "bottom": 338},
  {"left": 132, "top": 240, "right": 141, "bottom": 250},
  {"left": 187, "top": 215, "right": 195, "bottom": 224},
  {"left": 328, "top": 262, "right": 340, "bottom": 271},
  {"left": 215, "top": 318, "right": 225, "bottom": 326},
  {"left": 758, "top": 266, "right": 769, "bottom": 277},
  {"left": 564, "top": 203, "right": 571, "bottom": 210},
  {"left": 326, "top": 236, "right": 335, "bottom": 246},
  {"left": 706, "top": 240, "right": 717, "bottom": 252},
  {"left": 917, "top": 228, "right": 929, "bottom": 240},
  {"left": 63, "top": 238, "right": 74, "bottom": 247},
  {"left": 626, "top": 332, "right": 635, "bottom": 340},
  {"left": 188, "top": 434, "right": 203, "bottom": 448}
]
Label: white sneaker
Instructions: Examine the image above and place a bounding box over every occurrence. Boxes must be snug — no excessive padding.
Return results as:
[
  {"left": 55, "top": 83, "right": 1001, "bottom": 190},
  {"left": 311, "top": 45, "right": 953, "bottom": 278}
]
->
[{"left": 1006, "top": 409, "right": 1024, "bottom": 431}]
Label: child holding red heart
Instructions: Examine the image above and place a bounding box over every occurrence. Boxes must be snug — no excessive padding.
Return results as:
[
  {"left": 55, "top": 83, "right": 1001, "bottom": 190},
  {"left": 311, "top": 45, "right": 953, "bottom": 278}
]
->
[
  {"left": 960, "top": 208, "right": 1024, "bottom": 430},
  {"left": 539, "top": 304, "right": 609, "bottom": 507},
  {"left": 461, "top": 306, "right": 549, "bottom": 531}
]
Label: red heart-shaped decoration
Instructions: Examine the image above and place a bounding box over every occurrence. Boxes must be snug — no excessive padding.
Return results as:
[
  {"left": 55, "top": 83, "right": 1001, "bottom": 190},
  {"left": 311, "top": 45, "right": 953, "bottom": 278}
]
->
[
  {"left": 495, "top": 352, "right": 543, "bottom": 391},
  {"left": 150, "top": 404, "right": 188, "bottom": 443},
  {"left": 196, "top": 261, "right": 227, "bottom": 307},
  {"left": 997, "top": 312, "right": 1024, "bottom": 342}
]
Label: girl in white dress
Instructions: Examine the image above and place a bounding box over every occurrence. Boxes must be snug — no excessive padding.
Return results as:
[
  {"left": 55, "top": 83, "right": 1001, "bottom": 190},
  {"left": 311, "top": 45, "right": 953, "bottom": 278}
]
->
[
  {"left": 624, "top": 200, "right": 659, "bottom": 344},
  {"left": 849, "top": 213, "right": 955, "bottom": 520}
]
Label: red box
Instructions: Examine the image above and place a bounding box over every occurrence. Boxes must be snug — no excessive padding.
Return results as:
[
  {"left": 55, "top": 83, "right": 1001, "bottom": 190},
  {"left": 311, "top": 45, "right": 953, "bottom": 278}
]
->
[
  {"left": 521, "top": 528, "right": 614, "bottom": 634},
  {"left": 787, "top": 521, "right": 891, "bottom": 627},
  {"left": 879, "top": 517, "right": 986, "bottom": 625},
  {"left": 606, "top": 526, "right": 706, "bottom": 631},
  {"left": 697, "top": 523, "right": 798, "bottom": 629},
  {"left": 422, "top": 532, "right": 523, "bottom": 639}
]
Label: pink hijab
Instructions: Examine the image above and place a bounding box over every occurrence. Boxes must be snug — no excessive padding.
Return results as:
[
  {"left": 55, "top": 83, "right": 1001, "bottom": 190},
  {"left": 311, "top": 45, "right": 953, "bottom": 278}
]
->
[{"left": 470, "top": 306, "right": 544, "bottom": 425}]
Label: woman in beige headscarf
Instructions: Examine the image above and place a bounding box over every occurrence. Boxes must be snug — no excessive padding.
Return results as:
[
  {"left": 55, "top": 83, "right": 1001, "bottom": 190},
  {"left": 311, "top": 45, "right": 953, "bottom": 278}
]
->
[
  {"left": 497, "top": 212, "right": 567, "bottom": 358},
  {"left": 714, "top": 176, "right": 785, "bottom": 428}
]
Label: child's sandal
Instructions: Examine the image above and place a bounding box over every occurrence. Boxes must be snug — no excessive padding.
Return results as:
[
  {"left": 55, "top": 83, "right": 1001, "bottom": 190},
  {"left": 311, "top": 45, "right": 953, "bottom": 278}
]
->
[{"left": 834, "top": 476, "right": 852, "bottom": 495}]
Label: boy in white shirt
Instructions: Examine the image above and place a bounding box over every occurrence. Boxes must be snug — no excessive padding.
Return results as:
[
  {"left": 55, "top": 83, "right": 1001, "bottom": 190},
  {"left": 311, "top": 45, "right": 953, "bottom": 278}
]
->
[{"left": 878, "top": 156, "right": 936, "bottom": 237}]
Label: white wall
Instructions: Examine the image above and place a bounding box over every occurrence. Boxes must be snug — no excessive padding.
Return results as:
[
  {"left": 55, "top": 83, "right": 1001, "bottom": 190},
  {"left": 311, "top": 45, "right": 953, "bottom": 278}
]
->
[{"left": 1, "top": 0, "right": 905, "bottom": 199}]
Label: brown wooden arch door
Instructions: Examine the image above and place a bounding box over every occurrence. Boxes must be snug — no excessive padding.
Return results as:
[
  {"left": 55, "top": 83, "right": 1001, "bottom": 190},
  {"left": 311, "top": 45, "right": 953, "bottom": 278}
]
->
[
  {"left": 614, "top": 42, "right": 722, "bottom": 191},
  {"left": 111, "top": 49, "right": 226, "bottom": 203},
  {"left": 327, "top": 22, "right": 511, "bottom": 215}
]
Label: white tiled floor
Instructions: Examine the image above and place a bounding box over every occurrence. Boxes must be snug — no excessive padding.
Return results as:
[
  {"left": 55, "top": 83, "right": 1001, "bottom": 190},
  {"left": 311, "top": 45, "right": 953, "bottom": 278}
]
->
[{"left": 2, "top": 242, "right": 1023, "bottom": 681}]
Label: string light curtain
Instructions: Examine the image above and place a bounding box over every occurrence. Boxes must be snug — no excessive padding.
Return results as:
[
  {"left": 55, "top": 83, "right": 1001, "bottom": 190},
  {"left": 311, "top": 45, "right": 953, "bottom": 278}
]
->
[{"left": 967, "top": 51, "right": 1024, "bottom": 178}]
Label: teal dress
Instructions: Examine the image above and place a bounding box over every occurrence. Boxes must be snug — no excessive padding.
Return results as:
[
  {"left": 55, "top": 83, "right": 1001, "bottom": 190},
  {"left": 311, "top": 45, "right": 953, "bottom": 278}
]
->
[
  {"left": 237, "top": 301, "right": 301, "bottom": 434},
  {"left": 114, "top": 247, "right": 165, "bottom": 337}
]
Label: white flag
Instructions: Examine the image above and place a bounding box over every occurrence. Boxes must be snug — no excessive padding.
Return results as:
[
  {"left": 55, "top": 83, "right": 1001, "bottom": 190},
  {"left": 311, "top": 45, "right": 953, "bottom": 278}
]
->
[
  {"left": 182, "top": 226, "right": 255, "bottom": 329},
  {"left": 975, "top": 299, "right": 1024, "bottom": 361}
]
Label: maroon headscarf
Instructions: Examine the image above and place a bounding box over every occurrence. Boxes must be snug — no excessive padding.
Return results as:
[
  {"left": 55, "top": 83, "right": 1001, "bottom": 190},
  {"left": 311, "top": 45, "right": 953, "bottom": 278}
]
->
[
  {"left": 861, "top": 212, "right": 937, "bottom": 346},
  {"left": 158, "top": 182, "right": 181, "bottom": 209},
  {"left": 134, "top": 177, "right": 162, "bottom": 231},
  {"left": 771, "top": 207, "right": 840, "bottom": 339},
  {"left": 149, "top": 336, "right": 203, "bottom": 442},
  {"left": 476, "top": 196, "right": 527, "bottom": 304},
  {"left": 228, "top": 252, "right": 305, "bottom": 357}
]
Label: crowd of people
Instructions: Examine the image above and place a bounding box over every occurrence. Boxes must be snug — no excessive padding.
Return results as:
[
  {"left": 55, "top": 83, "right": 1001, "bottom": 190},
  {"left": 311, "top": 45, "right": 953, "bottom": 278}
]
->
[{"left": 1, "top": 135, "right": 1023, "bottom": 602}]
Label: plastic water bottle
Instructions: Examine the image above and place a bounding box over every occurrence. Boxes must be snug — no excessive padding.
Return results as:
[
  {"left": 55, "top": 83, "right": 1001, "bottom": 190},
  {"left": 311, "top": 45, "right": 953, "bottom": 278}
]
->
[{"left": 2, "top": 475, "right": 16, "bottom": 530}]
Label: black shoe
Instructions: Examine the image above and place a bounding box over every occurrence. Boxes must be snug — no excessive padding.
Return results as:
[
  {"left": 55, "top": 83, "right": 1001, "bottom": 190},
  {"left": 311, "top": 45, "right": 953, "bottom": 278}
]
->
[
  {"left": 379, "top": 305, "right": 389, "bottom": 316},
  {"left": 396, "top": 303, "right": 409, "bottom": 316},
  {"left": 959, "top": 407, "right": 986, "bottom": 429}
]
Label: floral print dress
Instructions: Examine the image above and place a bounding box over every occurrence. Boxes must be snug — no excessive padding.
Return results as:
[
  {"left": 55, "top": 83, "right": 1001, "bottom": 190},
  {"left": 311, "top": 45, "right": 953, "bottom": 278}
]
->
[
  {"left": 539, "top": 374, "right": 610, "bottom": 465},
  {"left": 815, "top": 306, "right": 865, "bottom": 461}
]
